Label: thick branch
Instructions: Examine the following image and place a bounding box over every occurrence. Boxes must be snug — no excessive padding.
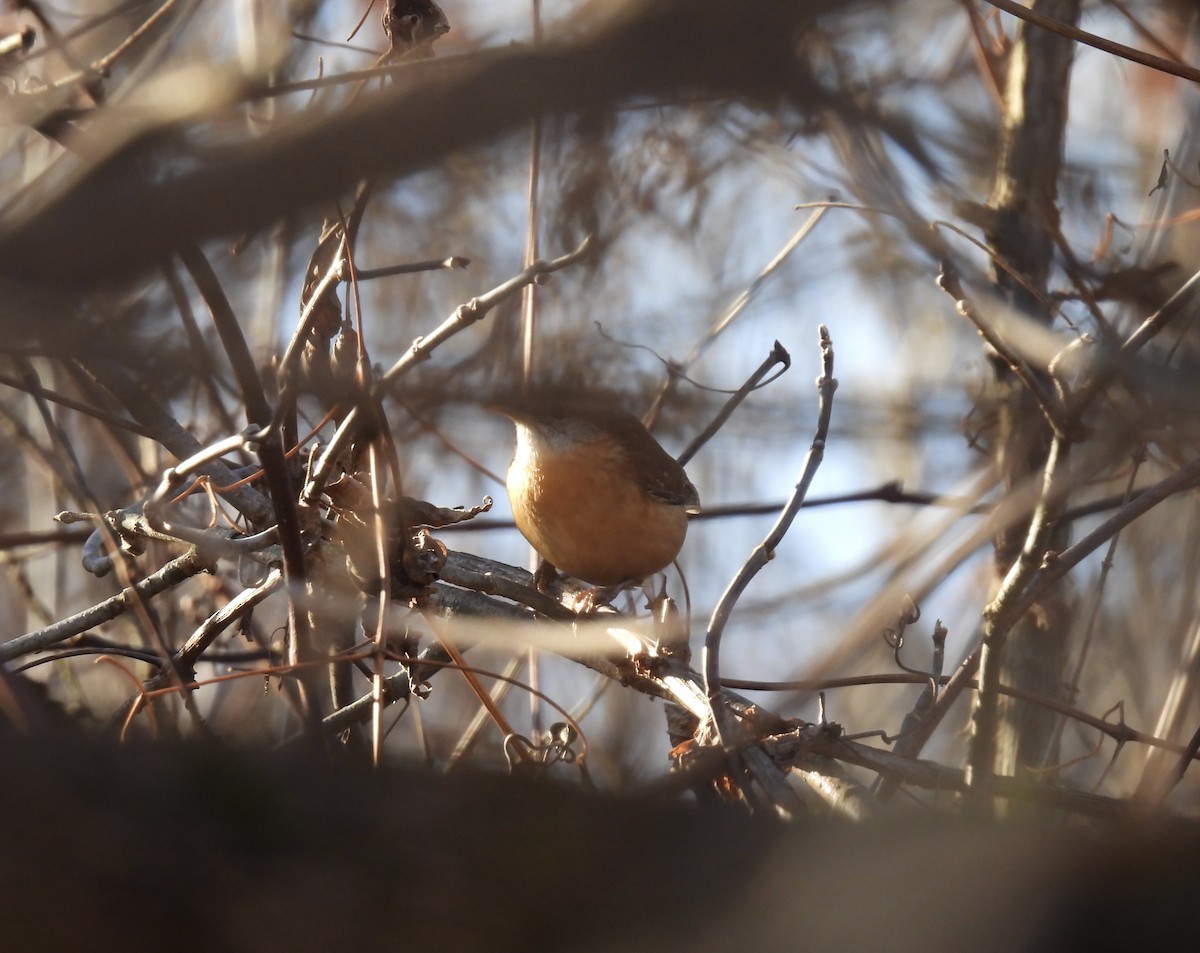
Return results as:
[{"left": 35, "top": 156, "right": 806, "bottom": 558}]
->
[{"left": 0, "top": 0, "right": 834, "bottom": 290}]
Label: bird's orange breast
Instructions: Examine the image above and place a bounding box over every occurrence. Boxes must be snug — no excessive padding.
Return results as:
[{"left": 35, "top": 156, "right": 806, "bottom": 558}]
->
[{"left": 507, "top": 437, "right": 689, "bottom": 585}]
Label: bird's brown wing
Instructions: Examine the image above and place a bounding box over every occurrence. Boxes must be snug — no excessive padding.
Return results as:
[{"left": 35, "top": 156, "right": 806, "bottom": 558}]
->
[{"left": 629, "top": 433, "right": 700, "bottom": 513}]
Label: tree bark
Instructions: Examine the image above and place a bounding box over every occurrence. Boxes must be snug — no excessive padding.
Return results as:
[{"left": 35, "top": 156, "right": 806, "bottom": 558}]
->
[{"left": 971, "top": 0, "right": 1081, "bottom": 792}]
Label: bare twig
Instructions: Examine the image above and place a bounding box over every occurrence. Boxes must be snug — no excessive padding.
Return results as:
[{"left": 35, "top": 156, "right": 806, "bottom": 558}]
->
[
  {"left": 703, "top": 326, "right": 836, "bottom": 707},
  {"left": 180, "top": 244, "right": 322, "bottom": 724},
  {"left": 276, "top": 232, "right": 349, "bottom": 396},
  {"left": 179, "top": 245, "right": 271, "bottom": 425},
  {"left": 90, "top": 0, "right": 182, "bottom": 76},
  {"left": 521, "top": 0, "right": 545, "bottom": 737},
  {"left": 0, "top": 549, "right": 212, "bottom": 662},
  {"left": 1064, "top": 265, "right": 1200, "bottom": 421},
  {"left": 109, "top": 567, "right": 284, "bottom": 730},
  {"left": 0, "top": 372, "right": 150, "bottom": 437},
  {"left": 354, "top": 256, "right": 469, "bottom": 280},
  {"left": 0, "top": 527, "right": 91, "bottom": 550},
  {"left": 84, "top": 359, "right": 273, "bottom": 524},
  {"left": 997, "top": 455, "right": 1200, "bottom": 630},
  {"left": 810, "top": 733, "right": 1135, "bottom": 820},
  {"left": 303, "top": 238, "right": 592, "bottom": 505},
  {"left": 647, "top": 211, "right": 824, "bottom": 426},
  {"left": 675, "top": 341, "right": 791, "bottom": 468},
  {"left": 981, "top": 0, "right": 1200, "bottom": 85},
  {"left": 936, "top": 261, "right": 1068, "bottom": 435}
]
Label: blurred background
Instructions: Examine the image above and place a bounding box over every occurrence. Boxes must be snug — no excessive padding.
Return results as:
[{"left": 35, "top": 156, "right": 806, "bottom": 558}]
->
[{"left": 1, "top": 0, "right": 1198, "bottom": 814}]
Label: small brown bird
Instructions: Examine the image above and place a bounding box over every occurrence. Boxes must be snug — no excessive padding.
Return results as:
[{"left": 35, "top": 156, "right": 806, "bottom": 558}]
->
[{"left": 495, "top": 396, "right": 700, "bottom": 587}]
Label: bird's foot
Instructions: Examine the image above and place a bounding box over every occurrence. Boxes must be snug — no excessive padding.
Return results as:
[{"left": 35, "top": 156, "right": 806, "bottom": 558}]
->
[
  {"left": 531, "top": 559, "right": 560, "bottom": 593},
  {"left": 570, "top": 582, "right": 629, "bottom": 615}
]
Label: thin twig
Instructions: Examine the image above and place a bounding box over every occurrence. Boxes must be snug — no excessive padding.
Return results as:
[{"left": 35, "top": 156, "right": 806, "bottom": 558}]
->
[
  {"left": 981, "top": 0, "right": 1200, "bottom": 85},
  {"left": 1061, "top": 449, "right": 1144, "bottom": 706},
  {"left": 971, "top": 430, "right": 1073, "bottom": 787},
  {"left": 303, "top": 238, "right": 592, "bottom": 505},
  {"left": 997, "top": 455, "right": 1200, "bottom": 631},
  {"left": 1064, "top": 264, "right": 1200, "bottom": 421},
  {"left": 675, "top": 341, "right": 790, "bottom": 467},
  {"left": 161, "top": 259, "right": 239, "bottom": 435},
  {"left": 84, "top": 359, "right": 273, "bottom": 524},
  {"left": 92, "top": 0, "right": 181, "bottom": 75},
  {"left": 725, "top": 659, "right": 1189, "bottom": 759},
  {"left": 521, "top": 0, "right": 545, "bottom": 736},
  {"left": 0, "top": 373, "right": 151, "bottom": 437},
  {"left": 111, "top": 566, "right": 284, "bottom": 732},
  {"left": 646, "top": 210, "right": 825, "bottom": 426},
  {"left": 806, "top": 733, "right": 1135, "bottom": 820},
  {"left": 354, "top": 256, "right": 469, "bottom": 280},
  {"left": 446, "top": 654, "right": 525, "bottom": 767},
  {"left": 703, "top": 326, "right": 836, "bottom": 707},
  {"left": 180, "top": 243, "right": 321, "bottom": 725},
  {"left": 0, "top": 527, "right": 92, "bottom": 550},
  {"left": 275, "top": 232, "right": 349, "bottom": 396},
  {"left": 0, "top": 549, "right": 212, "bottom": 662},
  {"left": 936, "top": 261, "right": 1068, "bottom": 435},
  {"left": 179, "top": 244, "right": 271, "bottom": 425},
  {"left": 368, "top": 442, "right": 392, "bottom": 765}
]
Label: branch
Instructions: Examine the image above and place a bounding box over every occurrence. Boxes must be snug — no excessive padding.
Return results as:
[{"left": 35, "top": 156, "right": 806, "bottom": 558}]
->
[
  {"left": 0, "top": 0, "right": 836, "bottom": 289},
  {"left": 84, "top": 359, "right": 273, "bottom": 525},
  {"left": 981, "top": 0, "right": 1200, "bottom": 85},
  {"left": 676, "top": 340, "right": 791, "bottom": 467},
  {"left": 703, "top": 326, "right": 836, "bottom": 706},
  {"left": 820, "top": 734, "right": 1133, "bottom": 820},
  {"left": 0, "top": 550, "right": 212, "bottom": 662},
  {"left": 302, "top": 238, "right": 591, "bottom": 504},
  {"left": 110, "top": 567, "right": 284, "bottom": 729}
]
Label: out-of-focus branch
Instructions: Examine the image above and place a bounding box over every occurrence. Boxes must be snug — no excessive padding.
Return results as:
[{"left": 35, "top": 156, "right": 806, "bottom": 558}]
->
[
  {"left": 982, "top": 0, "right": 1200, "bottom": 84},
  {"left": 303, "top": 237, "right": 592, "bottom": 505},
  {"left": 84, "top": 359, "right": 273, "bottom": 525},
  {"left": 969, "top": 0, "right": 1081, "bottom": 803},
  {"left": 0, "top": 0, "right": 838, "bottom": 291}
]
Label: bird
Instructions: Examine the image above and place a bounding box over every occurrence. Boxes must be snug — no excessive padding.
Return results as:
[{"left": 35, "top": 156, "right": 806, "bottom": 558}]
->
[{"left": 493, "top": 394, "right": 700, "bottom": 588}]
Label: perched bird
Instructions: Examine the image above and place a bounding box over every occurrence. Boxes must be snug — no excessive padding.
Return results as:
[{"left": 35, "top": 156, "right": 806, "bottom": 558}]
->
[{"left": 495, "top": 395, "right": 700, "bottom": 587}]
